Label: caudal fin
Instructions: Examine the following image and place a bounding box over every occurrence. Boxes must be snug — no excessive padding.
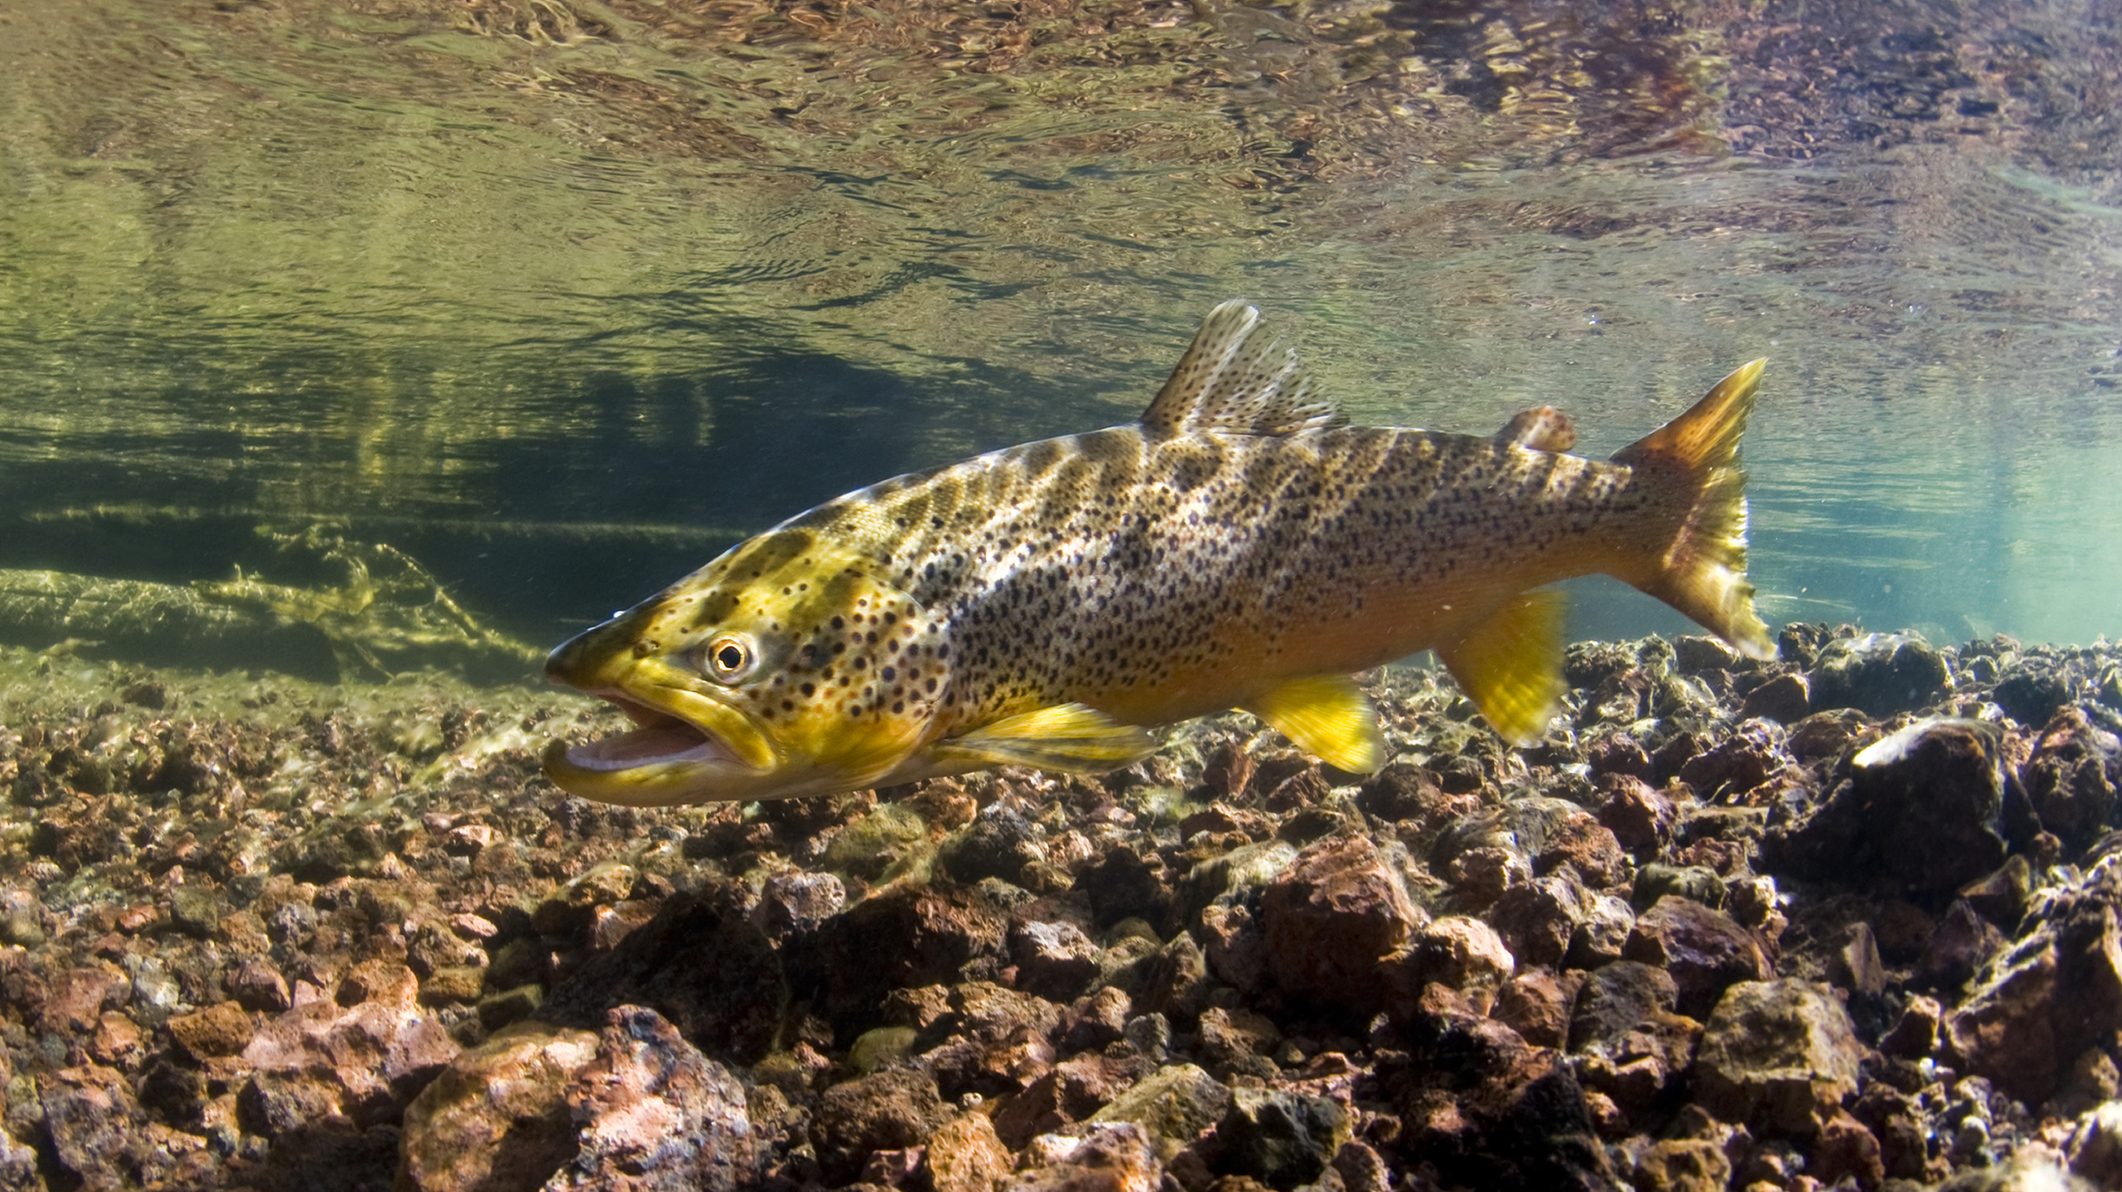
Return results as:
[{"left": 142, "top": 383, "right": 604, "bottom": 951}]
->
[{"left": 1610, "top": 360, "right": 1777, "bottom": 661}]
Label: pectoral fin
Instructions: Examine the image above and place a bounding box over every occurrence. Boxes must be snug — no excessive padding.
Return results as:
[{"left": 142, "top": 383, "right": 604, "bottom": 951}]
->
[
  {"left": 1436, "top": 590, "right": 1569, "bottom": 746},
  {"left": 935, "top": 703, "right": 1158, "bottom": 775},
  {"left": 1244, "top": 674, "right": 1386, "bottom": 774}
]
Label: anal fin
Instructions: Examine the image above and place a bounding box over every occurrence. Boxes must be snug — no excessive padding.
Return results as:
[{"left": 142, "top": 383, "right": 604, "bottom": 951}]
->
[
  {"left": 1435, "top": 590, "right": 1569, "bottom": 746},
  {"left": 935, "top": 703, "right": 1157, "bottom": 775},
  {"left": 1243, "top": 674, "right": 1385, "bottom": 775}
]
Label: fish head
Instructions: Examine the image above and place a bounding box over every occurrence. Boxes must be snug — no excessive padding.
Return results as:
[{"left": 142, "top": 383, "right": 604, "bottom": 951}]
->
[{"left": 542, "top": 530, "right": 950, "bottom": 805}]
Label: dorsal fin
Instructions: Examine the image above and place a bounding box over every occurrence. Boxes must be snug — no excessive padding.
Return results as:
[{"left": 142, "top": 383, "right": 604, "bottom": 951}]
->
[
  {"left": 1495, "top": 405, "right": 1577, "bottom": 453},
  {"left": 1141, "top": 300, "right": 1344, "bottom": 437}
]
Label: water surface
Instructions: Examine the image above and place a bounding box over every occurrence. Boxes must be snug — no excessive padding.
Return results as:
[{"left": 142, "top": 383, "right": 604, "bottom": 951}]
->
[{"left": 3, "top": 0, "right": 2118, "bottom": 668}]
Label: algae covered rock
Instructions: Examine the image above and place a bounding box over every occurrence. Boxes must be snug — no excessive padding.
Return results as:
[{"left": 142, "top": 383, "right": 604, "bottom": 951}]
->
[{"left": 1808, "top": 632, "right": 1952, "bottom": 717}]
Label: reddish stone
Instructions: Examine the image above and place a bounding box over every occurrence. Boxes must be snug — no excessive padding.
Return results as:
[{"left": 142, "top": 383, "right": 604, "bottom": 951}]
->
[
  {"left": 1492, "top": 969, "right": 1577, "bottom": 1050},
  {"left": 1596, "top": 774, "right": 1675, "bottom": 856},
  {"left": 1623, "top": 897, "right": 1772, "bottom": 1019},
  {"left": 1261, "top": 834, "right": 1422, "bottom": 1019}
]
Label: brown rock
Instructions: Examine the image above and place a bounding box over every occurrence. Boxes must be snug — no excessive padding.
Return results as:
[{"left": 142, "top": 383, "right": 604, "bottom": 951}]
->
[
  {"left": 1568, "top": 893, "right": 1636, "bottom": 968},
  {"left": 240, "top": 967, "right": 461, "bottom": 1136},
  {"left": 1739, "top": 673, "right": 1811, "bottom": 724},
  {"left": 751, "top": 871, "right": 846, "bottom": 941},
  {"left": 2024, "top": 707, "right": 2122, "bottom": 849},
  {"left": 1010, "top": 919, "right": 1102, "bottom": 1000},
  {"left": 1595, "top": 774, "right": 1676, "bottom": 856},
  {"left": 1063, "top": 987, "right": 1131, "bottom": 1053},
  {"left": 1011, "top": 1122, "right": 1163, "bottom": 1192},
  {"left": 1786, "top": 708, "right": 1880, "bottom": 765},
  {"left": 1694, "top": 980, "right": 1865, "bottom": 1137},
  {"left": 43, "top": 966, "right": 116, "bottom": 1034},
  {"left": 1830, "top": 922, "right": 1888, "bottom": 1000},
  {"left": 1678, "top": 720, "right": 1785, "bottom": 800},
  {"left": 226, "top": 957, "right": 293, "bottom": 1013},
  {"left": 1493, "top": 969, "right": 1577, "bottom": 1050},
  {"left": 1197, "top": 1006, "right": 1280, "bottom": 1078},
  {"left": 41, "top": 1064, "right": 168, "bottom": 1188},
  {"left": 397, "top": 1021, "right": 600, "bottom": 1192},
  {"left": 1086, "top": 1060, "right": 1227, "bottom": 1156},
  {"left": 1198, "top": 901, "right": 1269, "bottom": 995},
  {"left": 1769, "top": 719, "right": 2018, "bottom": 897},
  {"left": 1634, "top": 1137, "right": 1732, "bottom": 1192},
  {"left": 1811, "top": 1108, "right": 1885, "bottom": 1189},
  {"left": 1880, "top": 994, "right": 1942, "bottom": 1059},
  {"left": 166, "top": 1001, "right": 253, "bottom": 1062},
  {"left": 1568, "top": 961, "right": 1677, "bottom": 1055},
  {"left": 994, "top": 1052, "right": 1142, "bottom": 1148},
  {"left": 1947, "top": 860, "right": 2122, "bottom": 1104},
  {"left": 1534, "top": 812, "right": 1630, "bottom": 890},
  {"left": 545, "top": 890, "right": 787, "bottom": 1060},
  {"left": 1624, "top": 897, "right": 1772, "bottom": 1019},
  {"left": 2068, "top": 1100, "right": 2122, "bottom": 1188},
  {"left": 1489, "top": 876, "right": 1586, "bottom": 969},
  {"left": 1959, "top": 856, "right": 2034, "bottom": 928},
  {"left": 1399, "top": 915, "right": 1516, "bottom": 1015},
  {"left": 1579, "top": 1010, "right": 1702, "bottom": 1121},
  {"left": 923, "top": 1112, "right": 1014, "bottom": 1192},
  {"left": 1356, "top": 762, "right": 1466, "bottom": 825},
  {"left": 550, "top": 1005, "right": 763, "bottom": 1191},
  {"left": 813, "top": 1067, "right": 950, "bottom": 1183},
  {"left": 1260, "top": 834, "right": 1421, "bottom": 1019},
  {"left": 1920, "top": 899, "right": 2008, "bottom": 991}
]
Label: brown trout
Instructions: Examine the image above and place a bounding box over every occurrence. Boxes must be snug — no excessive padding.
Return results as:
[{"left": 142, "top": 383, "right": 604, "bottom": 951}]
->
[{"left": 543, "top": 301, "right": 1773, "bottom": 805}]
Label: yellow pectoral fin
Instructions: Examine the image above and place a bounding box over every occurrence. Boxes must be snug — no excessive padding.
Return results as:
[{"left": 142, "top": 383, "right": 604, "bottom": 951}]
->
[
  {"left": 1244, "top": 674, "right": 1386, "bottom": 775},
  {"left": 1436, "top": 589, "right": 1569, "bottom": 746},
  {"left": 934, "top": 703, "right": 1159, "bottom": 775}
]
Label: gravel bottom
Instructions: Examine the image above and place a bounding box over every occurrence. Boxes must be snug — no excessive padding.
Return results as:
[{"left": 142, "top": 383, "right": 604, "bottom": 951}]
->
[{"left": 2, "top": 625, "right": 2121, "bottom": 1191}]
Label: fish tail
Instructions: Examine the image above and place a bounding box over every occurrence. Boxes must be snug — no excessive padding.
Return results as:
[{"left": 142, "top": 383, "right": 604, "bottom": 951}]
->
[{"left": 1610, "top": 359, "right": 1777, "bottom": 661}]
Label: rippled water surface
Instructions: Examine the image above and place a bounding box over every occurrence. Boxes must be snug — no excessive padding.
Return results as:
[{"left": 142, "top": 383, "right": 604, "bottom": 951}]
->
[{"left": 3, "top": 0, "right": 2119, "bottom": 668}]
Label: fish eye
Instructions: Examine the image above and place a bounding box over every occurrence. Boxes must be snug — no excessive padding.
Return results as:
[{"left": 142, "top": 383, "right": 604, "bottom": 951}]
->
[{"left": 701, "top": 634, "right": 754, "bottom": 682}]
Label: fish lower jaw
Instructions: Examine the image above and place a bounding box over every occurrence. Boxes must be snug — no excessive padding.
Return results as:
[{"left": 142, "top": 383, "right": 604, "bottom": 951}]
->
[
  {"left": 541, "top": 688, "right": 773, "bottom": 805},
  {"left": 553, "top": 723, "right": 738, "bottom": 773}
]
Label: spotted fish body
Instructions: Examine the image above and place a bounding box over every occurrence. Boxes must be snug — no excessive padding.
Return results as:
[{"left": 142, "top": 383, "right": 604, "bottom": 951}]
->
[{"left": 543, "top": 302, "right": 1773, "bottom": 805}]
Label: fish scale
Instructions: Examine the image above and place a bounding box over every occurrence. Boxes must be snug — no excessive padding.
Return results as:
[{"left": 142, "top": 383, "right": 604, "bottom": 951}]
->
[{"left": 542, "top": 301, "right": 1772, "bottom": 805}]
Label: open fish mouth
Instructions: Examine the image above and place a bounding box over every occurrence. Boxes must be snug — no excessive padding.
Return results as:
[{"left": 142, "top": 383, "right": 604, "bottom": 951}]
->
[
  {"left": 541, "top": 679, "right": 779, "bottom": 805},
  {"left": 553, "top": 692, "right": 747, "bottom": 773}
]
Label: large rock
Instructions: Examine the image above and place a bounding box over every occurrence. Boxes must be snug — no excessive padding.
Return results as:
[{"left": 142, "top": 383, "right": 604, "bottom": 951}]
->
[
  {"left": 1205, "top": 1086, "right": 1350, "bottom": 1186},
  {"left": 1623, "top": 897, "right": 1772, "bottom": 1019},
  {"left": 238, "top": 963, "right": 461, "bottom": 1136},
  {"left": 1009, "top": 1122, "right": 1163, "bottom": 1192},
  {"left": 1693, "top": 979, "right": 1864, "bottom": 1137},
  {"left": 1397, "top": 915, "right": 1517, "bottom": 1015},
  {"left": 1764, "top": 719, "right": 2028, "bottom": 897},
  {"left": 923, "top": 1112, "right": 1015, "bottom": 1192},
  {"left": 1947, "top": 858, "right": 2122, "bottom": 1103},
  {"left": 1088, "top": 1061, "right": 1229, "bottom": 1156},
  {"left": 811, "top": 1067, "right": 950, "bottom": 1184},
  {"left": 398, "top": 1021, "right": 600, "bottom": 1192},
  {"left": 1568, "top": 961, "right": 1677, "bottom": 1056},
  {"left": 1808, "top": 632, "right": 1951, "bottom": 717},
  {"left": 2020, "top": 707, "right": 2121, "bottom": 851},
  {"left": 40, "top": 1064, "right": 169, "bottom": 1189},
  {"left": 547, "top": 1005, "right": 763, "bottom": 1191},
  {"left": 1260, "top": 834, "right": 1423, "bottom": 1018}
]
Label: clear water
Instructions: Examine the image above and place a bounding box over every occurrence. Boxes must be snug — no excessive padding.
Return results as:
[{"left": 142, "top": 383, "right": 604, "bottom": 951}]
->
[{"left": 3, "top": 0, "right": 2119, "bottom": 676}]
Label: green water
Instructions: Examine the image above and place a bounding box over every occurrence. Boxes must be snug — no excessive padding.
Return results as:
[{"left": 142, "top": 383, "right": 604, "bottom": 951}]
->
[{"left": 3, "top": 0, "right": 2119, "bottom": 674}]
